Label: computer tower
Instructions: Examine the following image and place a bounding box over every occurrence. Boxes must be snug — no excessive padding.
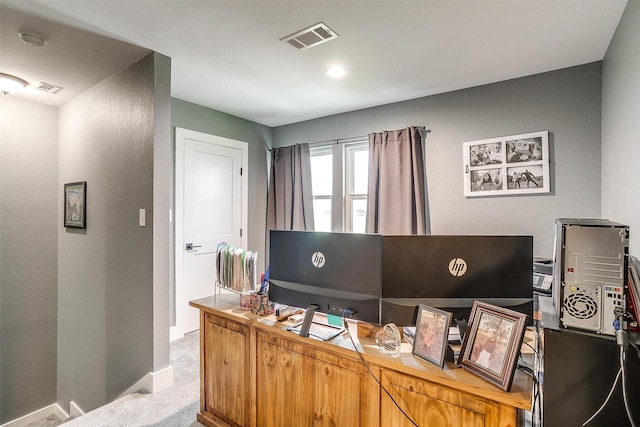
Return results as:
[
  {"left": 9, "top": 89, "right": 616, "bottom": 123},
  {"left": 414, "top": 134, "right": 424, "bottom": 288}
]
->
[{"left": 552, "top": 219, "right": 629, "bottom": 337}]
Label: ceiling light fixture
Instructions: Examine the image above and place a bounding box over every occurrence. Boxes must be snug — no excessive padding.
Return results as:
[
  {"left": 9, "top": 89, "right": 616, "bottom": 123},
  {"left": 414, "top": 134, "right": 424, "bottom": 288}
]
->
[
  {"left": 0, "top": 73, "right": 28, "bottom": 95},
  {"left": 19, "top": 32, "right": 46, "bottom": 48},
  {"left": 325, "top": 65, "right": 347, "bottom": 79}
]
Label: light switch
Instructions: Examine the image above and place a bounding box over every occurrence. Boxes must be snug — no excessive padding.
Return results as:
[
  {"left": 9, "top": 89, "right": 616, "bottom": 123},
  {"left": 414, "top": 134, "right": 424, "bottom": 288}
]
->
[{"left": 139, "top": 209, "right": 146, "bottom": 227}]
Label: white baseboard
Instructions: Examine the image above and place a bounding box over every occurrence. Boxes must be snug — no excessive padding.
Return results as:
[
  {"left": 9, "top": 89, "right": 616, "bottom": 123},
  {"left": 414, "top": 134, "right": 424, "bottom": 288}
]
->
[
  {"left": 149, "top": 365, "right": 174, "bottom": 393},
  {"left": 116, "top": 365, "right": 174, "bottom": 399},
  {"left": 170, "top": 325, "right": 184, "bottom": 342},
  {"left": 0, "top": 403, "right": 69, "bottom": 427},
  {"left": 69, "top": 401, "right": 85, "bottom": 418},
  {"left": 2, "top": 369, "right": 173, "bottom": 427}
]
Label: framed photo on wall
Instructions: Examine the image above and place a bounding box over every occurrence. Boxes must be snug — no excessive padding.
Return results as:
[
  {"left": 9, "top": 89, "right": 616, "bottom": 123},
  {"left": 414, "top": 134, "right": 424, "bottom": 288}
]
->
[
  {"left": 458, "top": 301, "right": 527, "bottom": 391},
  {"left": 463, "top": 131, "right": 549, "bottom": 197},
  {"left": 412, "top": 304, "right": 452, "bottom": 368},
  {"left": 64, "top": 181, "right": 86, "bottom": 229}
]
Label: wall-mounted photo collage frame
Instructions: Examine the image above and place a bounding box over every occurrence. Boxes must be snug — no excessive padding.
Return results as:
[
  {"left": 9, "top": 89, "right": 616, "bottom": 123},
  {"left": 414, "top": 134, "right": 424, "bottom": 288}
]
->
[{"left": 463, "top": 131, "right": 549, "bottom": 197}]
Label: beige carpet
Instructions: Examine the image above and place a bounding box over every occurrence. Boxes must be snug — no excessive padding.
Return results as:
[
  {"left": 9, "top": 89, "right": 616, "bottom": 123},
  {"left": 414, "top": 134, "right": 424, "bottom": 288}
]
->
[
  {"left": 31, "top": 331, "right": 204, "bottom": 427},
  {"left": 26, "top": 414, "right": 63, "bottom": 427}
]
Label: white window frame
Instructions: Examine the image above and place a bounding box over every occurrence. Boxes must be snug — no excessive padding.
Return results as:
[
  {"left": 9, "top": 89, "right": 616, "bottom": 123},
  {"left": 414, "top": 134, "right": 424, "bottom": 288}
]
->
[
  {"left": 344, "top": 142, "right": 368, "bottom": 233},
  {"left": 309, "top": 146, "right": 334, "bottom": 232},
  {"left": 310, "top": 140, "right": 368, "bottom": 233}
]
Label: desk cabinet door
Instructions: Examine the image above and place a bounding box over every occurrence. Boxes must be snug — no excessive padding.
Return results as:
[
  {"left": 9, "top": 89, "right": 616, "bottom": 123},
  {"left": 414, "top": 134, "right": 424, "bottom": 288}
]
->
[
  {"left": 380, "top": 370, "right": 502, "bottom": 427},
  {"left": 203, "top": 313, "right": 250, "bottom": 426},
  {"left": 257, "top": 336, "right": 362, "bottom": 427}
]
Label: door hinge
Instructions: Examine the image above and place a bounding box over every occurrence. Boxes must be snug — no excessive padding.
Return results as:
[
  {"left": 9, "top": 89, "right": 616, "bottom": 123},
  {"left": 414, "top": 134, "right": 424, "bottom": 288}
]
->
[
  {"left": 240, "top": 228, "right": 243, "bottom": 237},
  {"left": 240, "top": 167, "right": 243, "bottom": 176}
]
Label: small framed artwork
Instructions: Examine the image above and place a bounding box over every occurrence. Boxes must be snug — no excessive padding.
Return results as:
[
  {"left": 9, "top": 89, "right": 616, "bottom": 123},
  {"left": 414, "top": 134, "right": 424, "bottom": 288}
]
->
[
  {"left": 458, "top": 301, "right": 527, "bottom": 391},
  {"left": 412, "top": 304, "right": 453, "bottom": 368},
  {"left": 64, "top": 181, "right": 86, "bottom": 229},
  {"left": 463, "top": 130, "right": 549, "bottom": 197}
]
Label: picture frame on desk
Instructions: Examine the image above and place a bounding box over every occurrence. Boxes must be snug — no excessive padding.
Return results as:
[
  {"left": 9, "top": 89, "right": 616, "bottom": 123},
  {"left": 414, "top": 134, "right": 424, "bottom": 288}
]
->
[
  {"left": 412, "top": 304, "right": 452, "bottom": 368},
  {"left": 458, "top": 301, "right": 527, "bottom": 391}
]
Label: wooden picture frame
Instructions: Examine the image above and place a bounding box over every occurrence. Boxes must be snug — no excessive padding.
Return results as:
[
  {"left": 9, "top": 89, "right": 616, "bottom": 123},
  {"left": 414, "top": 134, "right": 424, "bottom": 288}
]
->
[
  {"left": 458, "top": 301, "right": 527, "bottom": 391},
  {"left": 412, "top": 304, "right": 453, "bottom": 368},
  {"left": 64, "top": 181, "right": 86, "bottom": 229},
  {"left": 463, "top": 130, "right": 550, "bottom": 197}
]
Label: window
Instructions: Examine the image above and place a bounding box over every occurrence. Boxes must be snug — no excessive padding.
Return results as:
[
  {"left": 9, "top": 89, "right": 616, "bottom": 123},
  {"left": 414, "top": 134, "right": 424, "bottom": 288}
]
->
[
  {"left": 310, "top": 141, "right": 368, "bottom": 233},
  {"left": 310, "top": 146, "right": 333, "bottom": 232},
  {"left": 345, "top": 144, "right": 368, "bottom": 233}
]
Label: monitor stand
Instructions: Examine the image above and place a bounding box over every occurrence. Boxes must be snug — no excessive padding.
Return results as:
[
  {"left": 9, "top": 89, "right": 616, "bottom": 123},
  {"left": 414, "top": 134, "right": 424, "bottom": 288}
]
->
[
  {"left": 298, "top": 304, "right": 319, "bottom": 338},
  {"left": 455, "top": 319, "right": 468, "bottom": 342}
]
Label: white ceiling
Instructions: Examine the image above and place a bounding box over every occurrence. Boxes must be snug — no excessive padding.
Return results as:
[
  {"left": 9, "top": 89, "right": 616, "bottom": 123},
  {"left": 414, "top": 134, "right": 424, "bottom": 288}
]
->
[{"left": 0, "top": 0, "right": 628, "bottom": 127}]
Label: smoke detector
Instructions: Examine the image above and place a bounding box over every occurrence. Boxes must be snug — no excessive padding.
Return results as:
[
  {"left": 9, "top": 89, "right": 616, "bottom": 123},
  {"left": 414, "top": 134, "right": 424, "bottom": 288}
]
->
[{"left": 281, "top": 22, "right": 338, "bottom": 50}]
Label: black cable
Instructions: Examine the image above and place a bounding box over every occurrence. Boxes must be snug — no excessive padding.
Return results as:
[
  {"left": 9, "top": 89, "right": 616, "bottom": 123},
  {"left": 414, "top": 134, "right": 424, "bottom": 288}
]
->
[
  {"left": 517, "top": 364, "right": 536, "bottom": 379},
  {"left": 522, "top": 340, "right": 538, "bottom": 356},
  {"left": 517, "top": 357, "right": 540, "bottom": 425},
  {"left": 343, "top": 315, "right": 420, "bottom": 427},
  {"left": 521, "top": 327, "right": 541, "bottom": 426}
]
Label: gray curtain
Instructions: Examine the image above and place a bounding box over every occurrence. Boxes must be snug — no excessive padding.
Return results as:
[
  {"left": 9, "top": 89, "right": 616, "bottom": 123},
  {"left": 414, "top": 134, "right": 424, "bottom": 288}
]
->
[
  {"left": 266, "top": 143, "right": 315, "bottom": 232},
  {"left": 365, "top": 126, "right": 427, "bottom": 234}
]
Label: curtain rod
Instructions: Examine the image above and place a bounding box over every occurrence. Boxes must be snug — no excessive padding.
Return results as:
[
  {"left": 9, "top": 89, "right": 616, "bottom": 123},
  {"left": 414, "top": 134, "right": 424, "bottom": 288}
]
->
[
  {"left": 310, "top": 127, "right": 431, "bottom": 147},
  {"left": 266, "top": 127, "right": 431, "bottom": 151}
]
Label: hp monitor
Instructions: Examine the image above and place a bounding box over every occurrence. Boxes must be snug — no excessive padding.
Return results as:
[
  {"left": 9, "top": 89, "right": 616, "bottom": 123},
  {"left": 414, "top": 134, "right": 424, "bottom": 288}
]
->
[
  {"left": 380, "top": 235, "right": 533, "bottom": 326},
  {"left": 268, "top": 230, "right": 382, "bottom": 324}
]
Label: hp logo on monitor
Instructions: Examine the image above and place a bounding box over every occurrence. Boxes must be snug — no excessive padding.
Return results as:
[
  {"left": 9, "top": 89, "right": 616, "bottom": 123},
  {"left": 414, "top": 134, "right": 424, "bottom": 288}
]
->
[
  {"left": 448, "top": 258, "right": 467, "bottom": 276},
  {"left": 312, "top": 252, "right": 326, "bottom": 268}
]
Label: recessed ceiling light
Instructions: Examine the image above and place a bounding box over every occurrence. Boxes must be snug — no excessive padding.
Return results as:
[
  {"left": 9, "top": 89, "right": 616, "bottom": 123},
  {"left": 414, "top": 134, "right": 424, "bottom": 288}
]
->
[
  {"left": 19, "top": 32, "right": 46, "bottom": 48},
  {"left": 0, "top": 73, "right": 28, "bottom": 95},
  {"left": 325, "top": 65, "right": 347, "bottom": 79}
]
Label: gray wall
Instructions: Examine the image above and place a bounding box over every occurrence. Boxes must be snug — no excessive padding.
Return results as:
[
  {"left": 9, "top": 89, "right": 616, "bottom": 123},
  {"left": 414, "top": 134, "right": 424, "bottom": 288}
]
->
[
  {"left": 273, "top": 63, "right": 603, "bottom": 258},
  {"left": 169, "top": 98, "right": 272, "bottom": 325},
  {"left": 602, "top": 0, "right": 640, "bottom": 257},
  {"left": 57, "top": 52, "right": 170, "bottom": 413},
  {"left": 0, "top": 97, "right": 59, "bottom": 423}
]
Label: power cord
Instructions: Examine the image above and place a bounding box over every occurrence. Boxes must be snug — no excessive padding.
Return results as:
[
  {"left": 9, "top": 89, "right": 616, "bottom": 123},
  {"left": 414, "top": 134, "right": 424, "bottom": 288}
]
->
[
  {"left": 619, "top": 340, "right": 638, "bottom": 427},
  {"left": 581, "top": 367, "right": 622, "bottom": 426},
  {"left": 522, "top": 340, "right": 538, "bottom": 356},
  {"left": 518, "top": 327, "right": 542, "bottom": 427},
  {"left": 516, "top": 362, "right": 540, "bottom": 426},
  {"left": 342, "top": 313, "right": 420, "bottom": 427},
  {"left": 582, "top": 315, "right": 638, "bottom": 427}
]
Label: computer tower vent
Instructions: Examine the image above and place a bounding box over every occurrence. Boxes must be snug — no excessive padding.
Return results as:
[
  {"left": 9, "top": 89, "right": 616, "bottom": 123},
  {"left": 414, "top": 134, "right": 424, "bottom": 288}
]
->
[
  {"left": 564, "top": 292, "right": 598, "bottom": 319},
  {"left": 561, "top": 283, "right": 600, "bottom": 331}
]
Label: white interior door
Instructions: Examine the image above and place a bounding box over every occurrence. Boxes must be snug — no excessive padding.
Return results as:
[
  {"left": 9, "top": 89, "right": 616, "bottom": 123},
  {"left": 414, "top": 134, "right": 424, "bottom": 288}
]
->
[{"left": 174, "top": 128, "right": 248, "bottom": 338}]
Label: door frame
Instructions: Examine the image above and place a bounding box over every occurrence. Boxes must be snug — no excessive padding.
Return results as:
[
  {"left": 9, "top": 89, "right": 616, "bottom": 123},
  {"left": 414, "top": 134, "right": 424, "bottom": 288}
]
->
[{"left": 172, "top": 127, "right": 248, "bottom": 340}]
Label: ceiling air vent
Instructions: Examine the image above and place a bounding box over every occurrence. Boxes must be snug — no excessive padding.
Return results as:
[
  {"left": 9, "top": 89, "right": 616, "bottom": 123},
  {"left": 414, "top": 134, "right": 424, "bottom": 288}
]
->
[
  {"left": 281, "top": 22, "right": 338, "bottom": 51},
  {"left": 35, "top": 82, "right": 62, "bottom": 94}
]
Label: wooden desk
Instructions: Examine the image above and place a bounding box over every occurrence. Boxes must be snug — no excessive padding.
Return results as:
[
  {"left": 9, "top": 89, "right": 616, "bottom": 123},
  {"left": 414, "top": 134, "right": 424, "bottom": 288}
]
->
[{"left": 190, "top": 294, "right": 532, "bottom": 427}]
